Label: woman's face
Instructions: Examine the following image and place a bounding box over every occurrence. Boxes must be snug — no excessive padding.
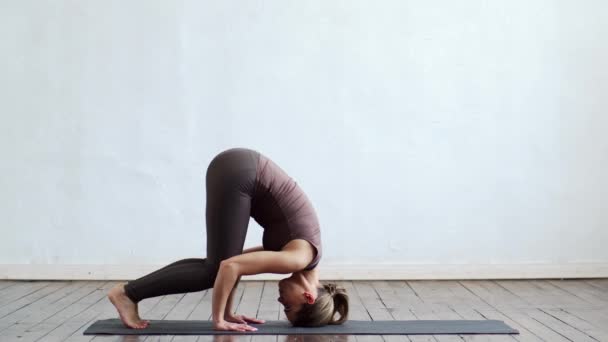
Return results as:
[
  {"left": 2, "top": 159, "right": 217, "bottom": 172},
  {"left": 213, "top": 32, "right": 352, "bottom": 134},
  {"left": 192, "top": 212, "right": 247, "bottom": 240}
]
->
[{"left": 277, "top": 276, "right": 316, "bottom": 322}]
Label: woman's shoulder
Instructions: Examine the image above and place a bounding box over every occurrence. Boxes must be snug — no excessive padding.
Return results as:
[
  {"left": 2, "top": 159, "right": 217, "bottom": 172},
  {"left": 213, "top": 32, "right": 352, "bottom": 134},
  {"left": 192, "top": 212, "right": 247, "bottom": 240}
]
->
[{"left": 284, "top": 237, "right": 321, "bottom": 271}]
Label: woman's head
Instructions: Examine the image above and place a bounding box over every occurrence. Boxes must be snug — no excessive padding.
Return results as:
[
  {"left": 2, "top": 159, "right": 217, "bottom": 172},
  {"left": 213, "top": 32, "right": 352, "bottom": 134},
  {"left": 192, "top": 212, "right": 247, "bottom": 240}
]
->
[{"left": 277, "top": 274, "right": 349, "bottom": 327}]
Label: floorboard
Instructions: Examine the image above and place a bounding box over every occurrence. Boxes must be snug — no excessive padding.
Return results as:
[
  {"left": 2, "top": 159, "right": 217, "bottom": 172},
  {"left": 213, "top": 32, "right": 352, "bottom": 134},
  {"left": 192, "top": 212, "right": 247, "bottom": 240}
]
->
[{"left": 0, "top": 279, "right": 606, "bottom": 342}]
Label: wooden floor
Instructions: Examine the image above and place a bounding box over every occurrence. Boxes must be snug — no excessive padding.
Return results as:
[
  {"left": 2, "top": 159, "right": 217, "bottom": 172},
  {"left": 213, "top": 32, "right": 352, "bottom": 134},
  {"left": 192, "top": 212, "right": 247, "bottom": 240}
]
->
[{"left": 0, "top": 279, "right": 607, "bottom": 342}]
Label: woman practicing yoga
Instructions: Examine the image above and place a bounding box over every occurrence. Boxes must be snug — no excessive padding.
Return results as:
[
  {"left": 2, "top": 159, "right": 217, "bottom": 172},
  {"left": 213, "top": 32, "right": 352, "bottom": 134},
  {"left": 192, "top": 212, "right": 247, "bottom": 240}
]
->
[{"left": 108, "top": 147, "right": 349, "bottom": 332}]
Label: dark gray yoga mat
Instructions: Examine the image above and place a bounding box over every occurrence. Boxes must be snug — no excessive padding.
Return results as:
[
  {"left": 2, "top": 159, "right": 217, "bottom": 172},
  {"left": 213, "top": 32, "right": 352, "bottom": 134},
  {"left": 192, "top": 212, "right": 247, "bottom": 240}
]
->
[{"left": 84, "top": 319, "right": 519, "bottom": 335}]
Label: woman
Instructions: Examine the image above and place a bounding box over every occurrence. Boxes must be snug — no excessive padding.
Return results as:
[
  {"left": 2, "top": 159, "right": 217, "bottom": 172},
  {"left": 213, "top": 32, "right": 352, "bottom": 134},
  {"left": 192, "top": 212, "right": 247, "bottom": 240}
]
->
[{"left": 108, "top": 147, "right": 349, "bottom": 332}]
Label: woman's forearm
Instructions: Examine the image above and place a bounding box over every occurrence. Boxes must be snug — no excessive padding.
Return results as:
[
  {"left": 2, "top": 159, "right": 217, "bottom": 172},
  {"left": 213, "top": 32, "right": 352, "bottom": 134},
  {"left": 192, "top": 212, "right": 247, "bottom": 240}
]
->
[
  {"left": 224, "top": 275, "right": 241, "bottom": 316},
  {"left": 223, "top": 245, "right": 261, "bottom": 314},
  {"left": 212, "top": 261, "right": 240, "bottom": 323}
]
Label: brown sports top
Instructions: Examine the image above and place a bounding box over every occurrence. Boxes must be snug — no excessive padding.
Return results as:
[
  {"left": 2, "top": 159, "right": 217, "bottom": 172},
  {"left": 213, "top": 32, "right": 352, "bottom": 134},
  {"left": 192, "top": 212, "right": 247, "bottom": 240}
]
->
[{"left": 251, "top": 152, "right": 322, "bottom": 271}]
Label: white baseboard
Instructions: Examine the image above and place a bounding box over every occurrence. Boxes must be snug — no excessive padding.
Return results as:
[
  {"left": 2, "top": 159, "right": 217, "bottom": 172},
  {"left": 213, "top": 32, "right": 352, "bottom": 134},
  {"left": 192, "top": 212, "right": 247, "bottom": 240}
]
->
[{"left": 1, "top": 263, "right": 607, "bottom": 280}]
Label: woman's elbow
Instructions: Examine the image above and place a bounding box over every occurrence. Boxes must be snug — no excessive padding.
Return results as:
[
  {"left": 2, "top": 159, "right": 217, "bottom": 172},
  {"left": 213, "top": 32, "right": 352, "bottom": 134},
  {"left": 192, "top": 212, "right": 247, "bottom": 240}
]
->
[{"left": 219, "top": 259, "right": 240, "bottom": 276}]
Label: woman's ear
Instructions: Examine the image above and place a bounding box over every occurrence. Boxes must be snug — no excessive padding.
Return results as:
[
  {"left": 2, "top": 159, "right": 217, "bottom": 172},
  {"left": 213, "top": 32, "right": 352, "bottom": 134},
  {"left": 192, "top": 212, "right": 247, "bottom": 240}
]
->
[{"left": 303, "top": 291, "right": 315, "bottom": 304}]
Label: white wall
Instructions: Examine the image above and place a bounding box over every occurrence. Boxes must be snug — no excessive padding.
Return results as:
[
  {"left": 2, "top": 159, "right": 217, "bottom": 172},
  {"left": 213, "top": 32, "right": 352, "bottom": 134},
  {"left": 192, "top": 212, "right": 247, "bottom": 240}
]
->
[{"left": 1, "top": 0, "right": 607, "bottom": 280}]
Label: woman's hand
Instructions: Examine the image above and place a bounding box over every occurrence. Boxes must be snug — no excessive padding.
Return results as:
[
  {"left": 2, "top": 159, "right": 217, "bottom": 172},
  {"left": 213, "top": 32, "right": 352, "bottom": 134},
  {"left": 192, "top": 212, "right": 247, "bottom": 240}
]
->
[
  {"left": 224, "top": 312, "right": 266, "bottom": 325},
  {"left": 213, "top": 319, "right": 259, "bottom": 332}
]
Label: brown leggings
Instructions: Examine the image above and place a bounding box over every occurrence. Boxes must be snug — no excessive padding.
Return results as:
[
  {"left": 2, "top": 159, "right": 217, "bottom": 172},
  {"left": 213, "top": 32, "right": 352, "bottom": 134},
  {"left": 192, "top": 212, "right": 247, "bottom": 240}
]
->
[{"left": 123, "top": 148, "right": 260, "bottom": 303}]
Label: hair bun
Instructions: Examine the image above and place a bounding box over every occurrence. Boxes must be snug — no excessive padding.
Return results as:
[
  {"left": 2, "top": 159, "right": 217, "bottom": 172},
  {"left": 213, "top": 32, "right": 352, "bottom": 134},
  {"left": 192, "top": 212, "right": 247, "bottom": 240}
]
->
[{"left": 325, "top": 283, "right": 337, "bottom": 295}]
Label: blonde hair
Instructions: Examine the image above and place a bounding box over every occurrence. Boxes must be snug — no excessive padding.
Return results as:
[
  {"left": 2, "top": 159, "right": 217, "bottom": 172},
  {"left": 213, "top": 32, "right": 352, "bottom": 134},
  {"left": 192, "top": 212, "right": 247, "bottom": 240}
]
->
[{"left": 291, "top": 283, "right": 349, "bottom": 327}]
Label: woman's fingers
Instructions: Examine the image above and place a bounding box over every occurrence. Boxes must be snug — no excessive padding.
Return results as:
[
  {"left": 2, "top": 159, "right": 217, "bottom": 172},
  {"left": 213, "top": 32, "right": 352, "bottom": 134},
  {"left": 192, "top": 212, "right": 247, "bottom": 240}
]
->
[
  {"left": 227, "top": 314, "right": 264, "bottom": 324},
  {"left": 225, "top": 315, "right": 246, "bottom": 324},
  {"left": 214, "top": 320, "right": 257, "bottom": 332},
  {"left": 234, "top": 323, "right": 257, "bottom": 331},
  {"left": 243, "top": 315, "right": 265, "bottom": 324}
]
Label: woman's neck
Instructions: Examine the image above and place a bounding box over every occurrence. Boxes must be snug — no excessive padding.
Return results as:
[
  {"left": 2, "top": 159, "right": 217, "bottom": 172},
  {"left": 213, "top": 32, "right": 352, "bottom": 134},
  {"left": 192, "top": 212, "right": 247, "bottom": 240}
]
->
[{"left": 297, "top": 267, "right": 320, "bottom": 288}]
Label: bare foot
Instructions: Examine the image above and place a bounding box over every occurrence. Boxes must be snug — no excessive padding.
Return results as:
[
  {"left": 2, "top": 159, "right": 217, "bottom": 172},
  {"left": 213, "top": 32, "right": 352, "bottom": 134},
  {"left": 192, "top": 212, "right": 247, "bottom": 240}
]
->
[{"left": 108, "top": 283, "right": 150, "bottom": 329}]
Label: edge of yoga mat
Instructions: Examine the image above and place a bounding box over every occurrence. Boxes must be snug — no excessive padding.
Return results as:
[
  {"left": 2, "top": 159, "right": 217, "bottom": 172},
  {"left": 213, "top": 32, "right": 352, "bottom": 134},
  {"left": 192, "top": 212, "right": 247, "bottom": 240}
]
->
[{"left": 83, "top": 319, "right": 519, "bottom": 335}]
